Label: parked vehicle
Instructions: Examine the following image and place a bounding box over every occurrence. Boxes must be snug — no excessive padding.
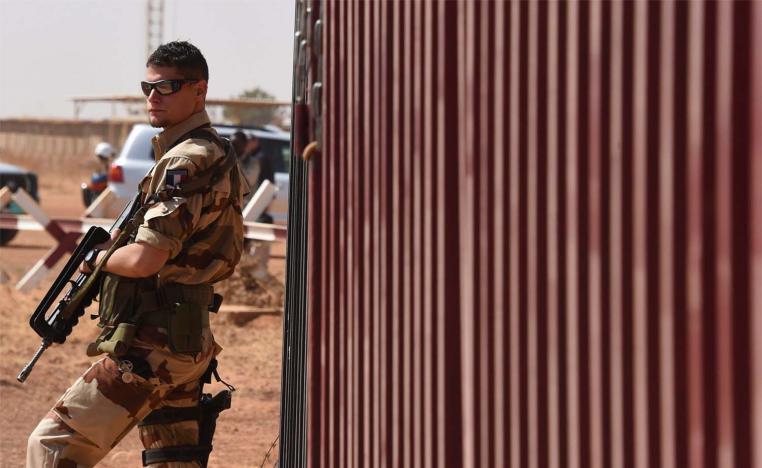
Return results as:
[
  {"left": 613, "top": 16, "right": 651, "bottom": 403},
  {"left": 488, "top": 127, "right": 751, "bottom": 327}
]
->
[
  {"left": 107, "top": 123, "right": 291, "bottom": 223},
  {"left": 0, "top": 162, "right": 39, "bottom": 245}
]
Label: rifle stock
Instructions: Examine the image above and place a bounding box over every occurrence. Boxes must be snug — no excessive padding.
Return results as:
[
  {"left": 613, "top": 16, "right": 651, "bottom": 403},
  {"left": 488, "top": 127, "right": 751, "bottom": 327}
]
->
[{"left": 17, "top": 194, "right": 141, "bottom": 383}]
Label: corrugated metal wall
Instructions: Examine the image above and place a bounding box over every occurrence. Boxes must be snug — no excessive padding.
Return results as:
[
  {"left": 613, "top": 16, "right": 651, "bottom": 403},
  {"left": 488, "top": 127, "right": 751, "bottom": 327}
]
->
[{"left": 280, "top": 1, "right": 762, "bottom": 467}]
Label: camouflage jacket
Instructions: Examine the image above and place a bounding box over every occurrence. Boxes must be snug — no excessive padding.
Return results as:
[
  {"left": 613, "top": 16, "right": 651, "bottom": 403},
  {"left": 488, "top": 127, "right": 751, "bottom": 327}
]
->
[{"left": 135, "top": 110, "right": 250, "bottom": 285}]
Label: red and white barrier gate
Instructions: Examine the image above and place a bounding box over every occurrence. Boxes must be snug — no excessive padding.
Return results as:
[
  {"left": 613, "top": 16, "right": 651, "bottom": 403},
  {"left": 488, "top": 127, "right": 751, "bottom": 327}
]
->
[
  {"left": 0, "top": 187, "right": 86, "bottom": 291},
  {"left": 0, "top": 186, "right": 286, "bottom": 291}
]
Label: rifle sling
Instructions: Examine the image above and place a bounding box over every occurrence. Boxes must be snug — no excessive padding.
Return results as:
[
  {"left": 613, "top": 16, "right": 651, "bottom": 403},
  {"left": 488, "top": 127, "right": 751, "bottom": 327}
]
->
[{"left": 144, "top": 127, "right": 238, "bottom": 204}]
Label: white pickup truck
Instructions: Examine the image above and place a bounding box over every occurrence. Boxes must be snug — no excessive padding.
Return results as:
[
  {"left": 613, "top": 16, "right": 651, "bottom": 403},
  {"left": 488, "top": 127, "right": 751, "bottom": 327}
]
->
[{"left": 106, "top": 123, "right": 291, "bottom": 223}]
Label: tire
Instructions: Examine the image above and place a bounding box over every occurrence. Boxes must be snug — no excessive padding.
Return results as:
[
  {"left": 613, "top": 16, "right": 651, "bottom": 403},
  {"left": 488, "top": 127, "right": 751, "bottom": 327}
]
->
[
  {"left": 82, "top": 188, "right": 94, "bottom": 207},
  {"left": 0, "top": 229, "right": 18, "bottom": 246}
]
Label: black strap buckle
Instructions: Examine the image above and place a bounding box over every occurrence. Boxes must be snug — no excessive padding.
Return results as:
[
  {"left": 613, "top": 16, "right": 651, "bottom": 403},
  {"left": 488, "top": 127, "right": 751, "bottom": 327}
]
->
[
  {"left": 142, "top": 445, "right": 211, "bottom": 466},
  {"left": 138, "top": 405, "right": 201, "bottom": 427},
  {"left": 209, "top": 293, "right": 223, "bottom": 313}
]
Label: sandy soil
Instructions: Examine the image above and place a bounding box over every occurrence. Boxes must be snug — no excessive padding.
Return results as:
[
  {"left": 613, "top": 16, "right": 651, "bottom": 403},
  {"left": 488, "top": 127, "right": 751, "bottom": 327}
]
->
[{"left": 0, "top": 154, "right": 284, "bottom": 467}]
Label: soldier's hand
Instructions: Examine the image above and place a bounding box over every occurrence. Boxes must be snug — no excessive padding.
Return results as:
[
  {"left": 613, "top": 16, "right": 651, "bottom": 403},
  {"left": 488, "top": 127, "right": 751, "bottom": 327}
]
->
[
  {"left": 79, "top": 249, "right": 103, "bottom": 274},
  {"left": 79, "top": 261, "right": 94, "bottom": 274},
  {"left": 95, "top": 229, "right": 121, "bottom": 250}
]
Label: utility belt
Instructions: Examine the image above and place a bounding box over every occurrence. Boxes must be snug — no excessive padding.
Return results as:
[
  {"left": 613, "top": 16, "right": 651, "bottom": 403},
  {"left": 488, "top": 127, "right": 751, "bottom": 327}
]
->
[{"left": 87, "top": 274, "right": 223, "bottom": 358}]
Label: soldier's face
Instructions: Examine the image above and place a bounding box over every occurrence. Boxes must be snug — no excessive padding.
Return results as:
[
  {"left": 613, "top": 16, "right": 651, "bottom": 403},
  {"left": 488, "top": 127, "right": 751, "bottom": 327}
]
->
[{"left": 145, "top": 65, "right": 206, "bottom": 128}]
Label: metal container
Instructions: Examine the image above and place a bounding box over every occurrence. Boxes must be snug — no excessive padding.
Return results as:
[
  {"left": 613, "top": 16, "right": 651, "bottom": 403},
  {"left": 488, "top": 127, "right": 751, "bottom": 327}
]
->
[{"left": 280, "top": 1, "right": 762, "bottom": 467}]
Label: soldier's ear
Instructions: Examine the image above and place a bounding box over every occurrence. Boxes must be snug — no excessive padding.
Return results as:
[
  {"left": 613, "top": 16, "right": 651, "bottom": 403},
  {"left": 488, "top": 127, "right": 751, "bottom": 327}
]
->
[{"left": 196, "top": 81, "right": 208, "bottom": 97}]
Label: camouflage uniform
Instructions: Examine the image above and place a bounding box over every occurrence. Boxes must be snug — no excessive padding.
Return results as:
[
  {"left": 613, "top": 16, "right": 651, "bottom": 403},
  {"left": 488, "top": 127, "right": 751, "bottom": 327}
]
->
[
  {"left": 27, "top": 110, "right": 248, "bottom": 467},
  {"left": 238, "top": 153, "right": 261, "bottom": 207},
  {"left": 238, "top": 153, "right": 261, "bottom": 192}
]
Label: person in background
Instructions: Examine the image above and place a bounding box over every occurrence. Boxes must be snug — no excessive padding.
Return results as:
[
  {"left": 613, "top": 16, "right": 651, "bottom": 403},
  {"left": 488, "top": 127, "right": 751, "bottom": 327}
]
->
[
  {"left": 237, "top": 132, "right": 260, "bottom": 205},
  {"left": 246, "top": 135, "right": 274, "bottom": 188},
  {"left": 230, "top": 130, "right": 247, "bottom": 159},
  {"left": 243, "top": 134, "right": 274, "bottom": 223}
]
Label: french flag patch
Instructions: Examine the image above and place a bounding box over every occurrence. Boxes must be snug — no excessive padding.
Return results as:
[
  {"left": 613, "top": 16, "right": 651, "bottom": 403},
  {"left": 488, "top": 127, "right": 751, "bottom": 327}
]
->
[{"left": 166, "top": 169, "right": 189, "bottom": 187}]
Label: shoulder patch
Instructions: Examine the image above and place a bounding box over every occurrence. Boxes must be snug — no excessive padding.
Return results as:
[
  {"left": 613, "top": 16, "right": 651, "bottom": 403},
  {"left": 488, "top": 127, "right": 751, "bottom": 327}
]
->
[{"left": 166, "top": 169, "right": 189, "bottom": 187}]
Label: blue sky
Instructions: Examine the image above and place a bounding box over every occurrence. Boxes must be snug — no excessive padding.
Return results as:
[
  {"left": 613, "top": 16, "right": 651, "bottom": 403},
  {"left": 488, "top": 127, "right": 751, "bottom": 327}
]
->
[{"left": 0, "top": 0, "right": 295, "bottom": 119}]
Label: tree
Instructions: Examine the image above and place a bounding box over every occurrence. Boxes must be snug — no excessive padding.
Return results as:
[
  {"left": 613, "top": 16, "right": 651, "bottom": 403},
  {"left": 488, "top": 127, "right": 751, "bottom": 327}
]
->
[{"left": 224, "top": 87, "right": 278, "bottom": 127}]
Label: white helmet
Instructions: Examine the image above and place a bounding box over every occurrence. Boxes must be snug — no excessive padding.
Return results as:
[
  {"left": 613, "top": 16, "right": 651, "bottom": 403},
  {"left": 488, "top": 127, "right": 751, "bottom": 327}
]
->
[{"left": 94, "top": 142, "right": 116, "bottom": 161}]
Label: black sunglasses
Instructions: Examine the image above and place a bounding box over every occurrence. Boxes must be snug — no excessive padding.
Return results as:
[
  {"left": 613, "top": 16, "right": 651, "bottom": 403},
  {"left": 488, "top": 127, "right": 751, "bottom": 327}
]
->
[{"left": 140, "top": 79, "right": 199, "bottom": 97}]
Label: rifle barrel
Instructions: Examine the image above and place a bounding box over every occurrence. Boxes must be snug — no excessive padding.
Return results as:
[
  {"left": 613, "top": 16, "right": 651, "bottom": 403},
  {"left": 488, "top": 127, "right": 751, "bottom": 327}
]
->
[{"left": 17, "top": 339, "right": 51, "bottom": 383}]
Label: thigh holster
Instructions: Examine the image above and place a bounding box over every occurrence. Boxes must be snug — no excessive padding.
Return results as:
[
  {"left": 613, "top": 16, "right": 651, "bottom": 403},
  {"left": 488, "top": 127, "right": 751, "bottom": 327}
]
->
[{"left": 138, "top": 359, "right": 234, "bottom": 467}]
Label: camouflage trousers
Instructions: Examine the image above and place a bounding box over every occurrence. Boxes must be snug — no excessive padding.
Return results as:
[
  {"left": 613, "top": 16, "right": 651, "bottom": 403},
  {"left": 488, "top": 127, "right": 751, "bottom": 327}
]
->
[{"left": 27, "top": 326, "right": 221, "bottom": 467}]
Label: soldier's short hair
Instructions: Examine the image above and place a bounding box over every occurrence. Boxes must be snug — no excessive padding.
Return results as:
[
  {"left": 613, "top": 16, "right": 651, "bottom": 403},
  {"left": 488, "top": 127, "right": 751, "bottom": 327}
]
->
[{"left": 147, "top": 41, "right": 209, "bottom": 81}]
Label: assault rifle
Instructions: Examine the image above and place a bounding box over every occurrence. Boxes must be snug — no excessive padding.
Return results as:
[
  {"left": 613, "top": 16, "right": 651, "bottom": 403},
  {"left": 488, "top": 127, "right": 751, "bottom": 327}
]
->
[{"left": 17, "top": 194, "right": 141, "bottom": 383}]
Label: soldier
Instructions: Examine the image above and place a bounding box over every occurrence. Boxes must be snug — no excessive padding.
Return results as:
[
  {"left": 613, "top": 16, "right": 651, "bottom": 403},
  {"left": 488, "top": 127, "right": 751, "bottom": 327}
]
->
[
  {"left": 230, "top": 130, "right": 248, "bottom": 158},
  {"left": 27, "top": 41, "right": 248, "bottom": 467},
  {"left": 240, "top": 134, "right": 275, "bottom": 223},
  {"left": 237, "top": 134, "right": 260, "bottom": 205}
]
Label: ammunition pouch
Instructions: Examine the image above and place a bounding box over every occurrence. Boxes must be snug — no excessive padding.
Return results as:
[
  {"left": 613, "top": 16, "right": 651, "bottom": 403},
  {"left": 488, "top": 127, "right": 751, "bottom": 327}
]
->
[
  {"left": 139, "top": 284, "right": 215, "bottom": 354},
  {"left": 97, "top": 274, "right": 156, "bottom": 329},
  {"left": 87, "top": 277, "right": 222, "bottom": 357},
  {"left": 93, "top": 322, "right": 137, "bottom": 357},
  {"left": 139, "top": 358, "right": 234, "bottom": 467},
  {"left": 86, "top": 274, "right": 156, "bottom": 357}
]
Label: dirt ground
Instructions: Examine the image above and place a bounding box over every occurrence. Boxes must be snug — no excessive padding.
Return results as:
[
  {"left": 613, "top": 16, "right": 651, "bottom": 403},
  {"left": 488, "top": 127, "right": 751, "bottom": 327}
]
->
[{"left": 0, "top": 153, "right": 285, "bottom": 467}]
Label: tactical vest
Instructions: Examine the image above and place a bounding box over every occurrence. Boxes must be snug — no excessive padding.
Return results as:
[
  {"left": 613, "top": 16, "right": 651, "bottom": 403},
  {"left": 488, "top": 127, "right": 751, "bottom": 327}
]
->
[{"left": 87, "top": 127, "right": 242, "bottom": 357}]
